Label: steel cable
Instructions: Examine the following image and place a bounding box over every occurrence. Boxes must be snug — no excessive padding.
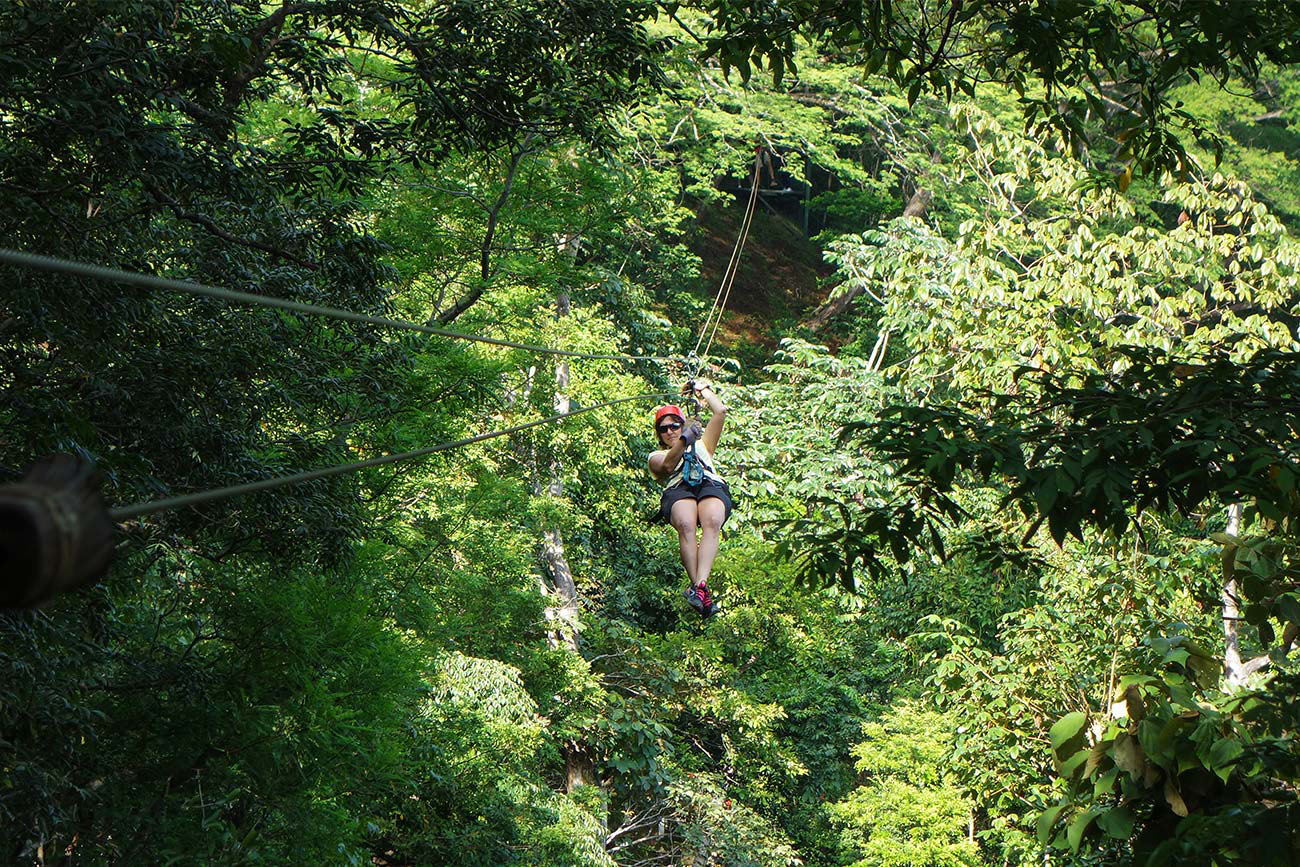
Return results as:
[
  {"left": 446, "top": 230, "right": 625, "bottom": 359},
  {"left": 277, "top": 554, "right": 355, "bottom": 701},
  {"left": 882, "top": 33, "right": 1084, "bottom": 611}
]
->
[
  {"left": 0, "top": 248, "right": 673, "bottom": 363},
  {"left": 109, "top": 392, "right": 668, "bottom": 520}
]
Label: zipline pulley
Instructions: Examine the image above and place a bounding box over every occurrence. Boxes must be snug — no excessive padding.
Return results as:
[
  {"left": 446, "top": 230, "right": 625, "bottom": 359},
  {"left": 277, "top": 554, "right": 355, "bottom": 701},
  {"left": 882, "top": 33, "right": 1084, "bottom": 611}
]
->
[{"left": 0, "top": 454, "right": 115, "bottom": 608}]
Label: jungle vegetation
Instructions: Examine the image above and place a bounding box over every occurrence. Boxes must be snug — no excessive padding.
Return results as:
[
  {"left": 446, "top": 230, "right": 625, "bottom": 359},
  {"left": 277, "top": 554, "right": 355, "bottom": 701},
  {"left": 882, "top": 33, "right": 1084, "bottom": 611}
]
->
[{"left": 3, "top": 1, "right": 1300, "bottom": 864}]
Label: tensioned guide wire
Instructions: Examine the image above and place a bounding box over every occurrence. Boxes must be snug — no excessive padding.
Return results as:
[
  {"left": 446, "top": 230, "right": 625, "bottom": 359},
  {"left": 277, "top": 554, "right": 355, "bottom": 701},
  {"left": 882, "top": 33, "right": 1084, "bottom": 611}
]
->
[
  {"left": 108, "top": 392, "right": 669, "bottom": 520},
  {"left": 0, "top": 248, "right": 673, "bottom": 363}
]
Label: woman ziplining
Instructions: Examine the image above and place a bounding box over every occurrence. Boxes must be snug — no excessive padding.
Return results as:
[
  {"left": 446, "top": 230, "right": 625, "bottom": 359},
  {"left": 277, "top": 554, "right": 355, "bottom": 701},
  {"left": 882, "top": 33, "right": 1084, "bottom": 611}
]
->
[
  {"left": 644, "top": 147, "right": 763, "bottom": 619},
  {"left": 648, "top": 378, "right": 731, "bottom": 619}
]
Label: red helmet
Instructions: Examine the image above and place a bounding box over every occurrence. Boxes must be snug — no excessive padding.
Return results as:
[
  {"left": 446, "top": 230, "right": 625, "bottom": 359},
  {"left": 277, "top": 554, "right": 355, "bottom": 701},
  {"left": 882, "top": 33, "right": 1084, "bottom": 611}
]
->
[{"left": 653, "top": 405, "right": 684, "bottom": 426}]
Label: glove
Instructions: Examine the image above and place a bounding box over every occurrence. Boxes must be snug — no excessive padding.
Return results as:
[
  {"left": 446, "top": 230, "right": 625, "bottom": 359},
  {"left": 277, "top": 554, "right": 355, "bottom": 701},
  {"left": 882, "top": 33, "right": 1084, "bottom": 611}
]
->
[{"left": 680, "top": 422, "right": 703, "bottom": 446}]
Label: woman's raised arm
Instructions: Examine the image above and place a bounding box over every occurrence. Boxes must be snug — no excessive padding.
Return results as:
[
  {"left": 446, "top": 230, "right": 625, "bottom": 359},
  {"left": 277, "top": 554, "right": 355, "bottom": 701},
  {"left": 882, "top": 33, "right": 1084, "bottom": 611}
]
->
[{"left": 691, "top": 380, "right": 726, "bottom": 454}]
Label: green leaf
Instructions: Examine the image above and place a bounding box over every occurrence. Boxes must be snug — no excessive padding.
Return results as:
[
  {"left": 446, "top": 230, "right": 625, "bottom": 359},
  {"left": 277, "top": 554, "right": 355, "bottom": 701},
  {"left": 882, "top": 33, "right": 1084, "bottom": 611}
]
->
[
  {"left": 1093, "top": 767, "right": 1120, "bottom": 798},
  {"left": 1050, "top": 711, "right": 1089, "bottom": 757},
  {"left": 906, "top": 77, "right": 923, "bottom": 106},
  {"left": 1186, "top": 653, "right": 1219, "bottom": 689},
  {"left": 1208, "top": 738, "right": 1244, "bottom": 783},
  {"left": 1048, "top": 510, "right": 1069, "bottom": 548},
  {"left": 1036, "top": 475, "right": 1059, "bottom": 513},
  {"left": 1275, "top": 593, "right": 1300, "bottom": 627},
  {"left": 1096, "top": 805, "right": 1135, "bottom": 839},
  {"left": 1060, "top": 747, "right": 1091, "bottom": 781},
  {"left": 1037, "top": 803, "right": 1067, "bottom": 844},
  {"left": 1067, "top": 807, "right": 1101, "bottom": 852}
]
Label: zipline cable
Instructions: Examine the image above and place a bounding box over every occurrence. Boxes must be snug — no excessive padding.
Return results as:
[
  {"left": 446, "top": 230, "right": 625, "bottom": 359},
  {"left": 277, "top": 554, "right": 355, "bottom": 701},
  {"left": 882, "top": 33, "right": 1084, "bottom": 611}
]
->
[
  {"left": 109, "top": 392, "right": 669, "bottom": 521},
  {"left": 691, "top": 152, "right": 761, "bottom": 361},
  {"left": 689, "top": 150, "right": 762, "bottom": 373},
  {"left": 699, "top": 173, "right": 760, "bottom": 363},
  {"left": 0, "top": 248, "right": 673, "bottom": 364}
]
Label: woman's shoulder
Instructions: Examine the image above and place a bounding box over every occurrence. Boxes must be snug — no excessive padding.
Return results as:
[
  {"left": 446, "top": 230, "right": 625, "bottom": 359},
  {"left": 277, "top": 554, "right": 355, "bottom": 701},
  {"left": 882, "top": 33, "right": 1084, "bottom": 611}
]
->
[{"left": 647, "top": 449, "right": 671, "bottom": 481}]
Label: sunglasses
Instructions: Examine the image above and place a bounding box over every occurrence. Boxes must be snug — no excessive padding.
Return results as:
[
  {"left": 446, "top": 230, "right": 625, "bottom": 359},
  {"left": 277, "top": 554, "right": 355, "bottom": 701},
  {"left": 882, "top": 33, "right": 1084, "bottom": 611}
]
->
[{"left": 656, "top": 421, "right": 683, "bottom": 434}]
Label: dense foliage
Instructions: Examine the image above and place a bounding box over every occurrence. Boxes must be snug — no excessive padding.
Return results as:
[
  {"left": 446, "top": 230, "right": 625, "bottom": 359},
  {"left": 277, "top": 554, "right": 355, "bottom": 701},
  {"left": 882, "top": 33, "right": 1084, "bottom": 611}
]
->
[{"left": 4, "top": 3, "right": 1300, "bottom": 865}]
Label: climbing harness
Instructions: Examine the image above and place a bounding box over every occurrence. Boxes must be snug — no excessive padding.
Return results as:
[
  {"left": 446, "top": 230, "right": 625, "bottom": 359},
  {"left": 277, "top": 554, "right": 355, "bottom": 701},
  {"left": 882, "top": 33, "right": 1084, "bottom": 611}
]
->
[{"left": 680, "top": 444, "right": 706, "bottom": 486}]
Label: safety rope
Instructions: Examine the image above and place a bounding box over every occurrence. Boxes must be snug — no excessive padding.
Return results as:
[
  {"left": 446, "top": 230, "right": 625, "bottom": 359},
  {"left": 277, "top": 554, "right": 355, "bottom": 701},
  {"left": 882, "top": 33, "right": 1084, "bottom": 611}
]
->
[
  {"left": 0, "top": 249, "right": 673, "bottom": 364},
  {"left": 688, "top": 149, "right": 762, "bottom": 376},
  {"left": 699, "top": 169, "right": 759, "bottom": 364},
  {"left": 109, "top": 392, "right": 668, "bottom": 521}
]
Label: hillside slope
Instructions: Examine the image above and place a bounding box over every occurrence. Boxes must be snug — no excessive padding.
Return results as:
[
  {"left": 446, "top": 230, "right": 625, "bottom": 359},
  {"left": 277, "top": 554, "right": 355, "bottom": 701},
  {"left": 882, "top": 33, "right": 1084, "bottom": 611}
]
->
[{"left": 686, "top": 194, "right": 831, "bottom": 365}]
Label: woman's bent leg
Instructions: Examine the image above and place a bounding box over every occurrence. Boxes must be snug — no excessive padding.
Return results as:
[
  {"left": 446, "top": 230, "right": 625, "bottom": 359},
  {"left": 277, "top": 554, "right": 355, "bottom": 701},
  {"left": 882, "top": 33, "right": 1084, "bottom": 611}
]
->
[
  {"left": 670, "top": 499, "right": 700, "bottom": 583},
  {"left": 695, "top": 497, "right": 726, "bottom": 587}
]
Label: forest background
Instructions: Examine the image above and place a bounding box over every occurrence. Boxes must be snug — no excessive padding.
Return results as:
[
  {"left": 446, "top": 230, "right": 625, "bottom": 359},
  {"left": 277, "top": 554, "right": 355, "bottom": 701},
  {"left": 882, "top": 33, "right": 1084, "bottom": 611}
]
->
[{"left": 4, "top": 1, "right": 1300, "bottom": 864}]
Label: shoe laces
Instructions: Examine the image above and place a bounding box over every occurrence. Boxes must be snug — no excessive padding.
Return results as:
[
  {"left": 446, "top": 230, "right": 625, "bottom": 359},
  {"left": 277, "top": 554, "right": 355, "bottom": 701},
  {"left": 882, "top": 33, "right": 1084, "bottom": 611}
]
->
[{"left": 696, "top": 585, "right": 712, "bottom": 607}]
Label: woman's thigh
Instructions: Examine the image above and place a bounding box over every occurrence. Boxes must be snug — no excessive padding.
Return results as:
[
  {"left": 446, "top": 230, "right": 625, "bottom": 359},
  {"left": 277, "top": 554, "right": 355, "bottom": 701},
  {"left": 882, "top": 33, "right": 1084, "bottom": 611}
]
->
[
  {"left": 697, "top": 496, "right": 726, "bottom": 530},
  {"left": 669, "top": 497, "right": 699, "bottom": 532}
]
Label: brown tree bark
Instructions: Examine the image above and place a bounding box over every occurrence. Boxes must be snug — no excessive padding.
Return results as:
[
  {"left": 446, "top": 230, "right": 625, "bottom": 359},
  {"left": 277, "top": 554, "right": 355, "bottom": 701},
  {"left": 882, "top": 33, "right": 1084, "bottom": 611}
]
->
[{"left": 804, "top": 187, "right": 931, "bottom": 331}]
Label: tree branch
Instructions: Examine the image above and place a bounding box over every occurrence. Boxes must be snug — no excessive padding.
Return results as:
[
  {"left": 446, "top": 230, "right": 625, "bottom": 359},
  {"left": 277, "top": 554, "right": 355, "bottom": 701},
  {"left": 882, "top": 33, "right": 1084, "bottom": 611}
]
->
[
  {"left": 911, "top": 0, "right": 965, "bottom": 80},
  {"left": 606, "top": 812, "right": 666, "bottom": 848},
  {"left": 434, "top": 143, "right": 531, "bottom": 325},
  {"left": 222, "top": 2, "right": 304, "bottom": 112},
  {"left": 145, "top": 183, "right": 317, "bottom": 269}
]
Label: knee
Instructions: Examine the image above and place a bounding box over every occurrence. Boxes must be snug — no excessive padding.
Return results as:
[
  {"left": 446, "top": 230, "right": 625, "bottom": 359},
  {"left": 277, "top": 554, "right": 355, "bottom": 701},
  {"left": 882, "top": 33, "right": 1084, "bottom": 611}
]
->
[
  {"left": 671, "top": 517, "right": 696, "bottom": 536},
  {"left": 700, "top": 514, "right": 724, "bottom": 534}
]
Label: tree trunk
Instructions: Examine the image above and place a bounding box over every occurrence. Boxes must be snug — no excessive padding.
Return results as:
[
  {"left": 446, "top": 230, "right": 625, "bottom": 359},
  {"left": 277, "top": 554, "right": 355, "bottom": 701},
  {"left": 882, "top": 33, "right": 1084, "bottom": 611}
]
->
[
  {"left": 804, "top": 187, "right": 930, "bottom": 331},
  {"left": 1221, "top": 503, "right": 1247, "bottom": 686},
  {"left": 541, "top": 243, "right": 600, "bottom": 795},
  {"left": 1220, "top": 502, "right": 1281, "bottom": 686},
  {"left": 543, "top": 313, "right": 580, "bottom": 659}
]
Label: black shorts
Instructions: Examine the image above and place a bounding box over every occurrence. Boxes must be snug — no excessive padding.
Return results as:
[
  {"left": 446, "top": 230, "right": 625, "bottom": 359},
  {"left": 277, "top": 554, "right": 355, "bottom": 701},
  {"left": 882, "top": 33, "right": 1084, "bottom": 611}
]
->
[{"left": 655, "top": 478, "right": 735, "bottom": 525}]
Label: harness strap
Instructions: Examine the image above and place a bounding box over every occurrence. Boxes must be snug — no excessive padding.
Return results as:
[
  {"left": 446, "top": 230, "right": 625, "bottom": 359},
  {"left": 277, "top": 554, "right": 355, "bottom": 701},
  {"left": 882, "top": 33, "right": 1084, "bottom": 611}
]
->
[{"left": 681, "top": 444, "right": 706, "bottom": 486}]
